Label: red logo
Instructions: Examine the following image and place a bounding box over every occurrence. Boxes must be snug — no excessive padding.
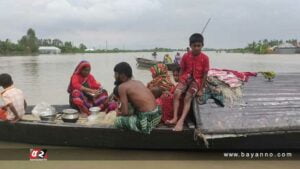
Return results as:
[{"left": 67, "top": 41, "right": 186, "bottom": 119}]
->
[{"left": 29, "top": 148, "right": 48, "bottom": 161}]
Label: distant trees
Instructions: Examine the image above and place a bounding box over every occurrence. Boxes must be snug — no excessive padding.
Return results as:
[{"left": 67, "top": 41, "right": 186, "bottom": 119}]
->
[
  {"left": 0, "top": 39, "right": 23, "bottom": 54},
  {"left": 243, "top": 39, "right": 298, "bottom": 54},
  {"left": 0, "top": 28, "right": 88, "bottom": 55},
  {"left": 286, "top": 39, "right": 298, "bottom": 46},
  {"left": 79, "top": 43, "right": 87, "bottom": 50},
  {"left": 0, "top": 28, "right": 40, "bottom": 55},
  {"left": 244, "top": 40, "right": 271, "bottom": 54},
  {"left": 18, "top": 28, "right": 39, "bottom": 53},
  {"left": 226, "top": 39, "right": 299, "bottom": 54},
  {"left": 38, "top": 38, "right": 63, "bottom": 47}
]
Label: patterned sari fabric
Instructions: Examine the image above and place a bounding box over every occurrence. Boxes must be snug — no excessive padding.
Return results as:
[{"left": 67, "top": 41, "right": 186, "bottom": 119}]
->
[
  {"left": 160, "top": 93, "right": 174, "bottom": 123},
  {"left": 68, "top": 61, "right": 108, "bottom": 114},
  {"left": 114, "top": 106, "right": 162, "bottom": 134},
  {"left": 147, "top": 64, "right": 175, "bottom": 92}
]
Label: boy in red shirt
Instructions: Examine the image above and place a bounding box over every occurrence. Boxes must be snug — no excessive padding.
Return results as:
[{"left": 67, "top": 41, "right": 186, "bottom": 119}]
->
[{"left": 166, "top": 33, "right": 209, "bottom": 131}]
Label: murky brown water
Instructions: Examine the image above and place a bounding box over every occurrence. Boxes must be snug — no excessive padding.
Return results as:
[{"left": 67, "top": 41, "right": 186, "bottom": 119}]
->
[
  {"left": 1, "top": 51, "right": 300, "bottom": 105},
  {"left": 1, "top": 52, "right": 300, "bottom": 163}
]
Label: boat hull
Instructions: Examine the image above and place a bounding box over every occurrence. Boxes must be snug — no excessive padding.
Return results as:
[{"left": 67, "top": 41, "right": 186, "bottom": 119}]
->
[
  {"left": 1, "top": 74, "right": 300, "bottom": 150},
  {"left": 1, "top": 120, "right": 300, "bottom": 150}
]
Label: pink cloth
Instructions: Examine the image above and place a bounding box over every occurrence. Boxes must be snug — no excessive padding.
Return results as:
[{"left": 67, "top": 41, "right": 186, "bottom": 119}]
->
[
  {"left": 208, "top": 69, "right": 257, "bottom": 88},
  {"left": 221, "top": 69, "right": 257, "bottom": 82}
]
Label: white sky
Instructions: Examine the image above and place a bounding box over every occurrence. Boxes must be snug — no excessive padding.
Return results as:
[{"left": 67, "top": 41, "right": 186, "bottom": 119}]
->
[{"left": 0, "top": 0, "right": 299, "bottom": 49}]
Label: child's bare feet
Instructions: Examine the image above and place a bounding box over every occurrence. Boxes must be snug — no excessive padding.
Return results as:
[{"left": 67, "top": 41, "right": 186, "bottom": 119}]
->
[
  {"left": 166, "top": 117, "right": 177, "bottom": 125},
  {"left": 173, "top": 120, "right": 184, "bottom": 131}
]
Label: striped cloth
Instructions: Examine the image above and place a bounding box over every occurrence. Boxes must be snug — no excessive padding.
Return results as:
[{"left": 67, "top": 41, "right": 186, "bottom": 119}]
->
[{"left": 114, "top": 106, "right": 162, "bottom": 134}]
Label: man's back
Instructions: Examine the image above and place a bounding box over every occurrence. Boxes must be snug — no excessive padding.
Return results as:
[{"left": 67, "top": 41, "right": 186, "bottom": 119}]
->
[
  {"left": 1, "top": 87, "right": 25, "bottom": 120},
  {"left": 121, "top": 80, "right": 156, "bottom": 113}
]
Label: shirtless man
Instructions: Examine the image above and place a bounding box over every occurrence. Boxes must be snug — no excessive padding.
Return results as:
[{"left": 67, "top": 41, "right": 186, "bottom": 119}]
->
[{"left": 113, "top": 62, "right": 161, "bottom": 134}]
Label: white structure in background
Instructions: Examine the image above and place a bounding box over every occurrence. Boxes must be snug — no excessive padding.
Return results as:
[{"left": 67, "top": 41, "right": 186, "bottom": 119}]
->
[
  {"left": 85, "top": 48, "right": 95, "bottom": 52},
  {"left": 272, "top": 43, "right": 299, "bottom": 54},
  {"left": 38, "top": 46, "right": 61, "bottom": 54}
]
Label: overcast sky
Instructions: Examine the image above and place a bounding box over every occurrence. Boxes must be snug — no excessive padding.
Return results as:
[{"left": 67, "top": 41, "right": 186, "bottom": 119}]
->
[{"left": 0, "top": 0, "right": 299, "bottom": 49}]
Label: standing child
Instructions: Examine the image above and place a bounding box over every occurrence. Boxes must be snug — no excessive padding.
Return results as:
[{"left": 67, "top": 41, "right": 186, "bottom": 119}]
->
[
  {"left": 0, "top": 73, "right": 27, "bottom": 123},
  {"left": 166, "top": 33, "right": 210, "bottom": 131}
]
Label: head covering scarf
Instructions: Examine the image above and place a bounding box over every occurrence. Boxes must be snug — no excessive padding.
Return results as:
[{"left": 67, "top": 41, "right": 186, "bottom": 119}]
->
[
  {"left": 67, "top": 60, "right": 100, "bottom": 93},
  {"left": 164, "top": 54, "right": 172, "bottom": 64},
  {"left": 147, "top": 64, "right": 174, "bottom": 92},
  {"left": 73, "top": 60, "right": 91, "bottom": 75}
]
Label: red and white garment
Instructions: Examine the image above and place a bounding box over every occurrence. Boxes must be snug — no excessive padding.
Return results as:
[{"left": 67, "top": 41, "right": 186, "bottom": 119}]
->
[{"left": 208, "top": 69, "right": 257, "bottom": 88}]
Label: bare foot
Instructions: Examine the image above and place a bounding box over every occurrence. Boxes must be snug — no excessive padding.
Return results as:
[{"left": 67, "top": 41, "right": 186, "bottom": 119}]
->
[
  {"left": 10, "top": 118, "right": 20, "bottom": 124},
  {"left": 173, "top": 120, "right": 184, "bottom": 131},
  {"left": 166, "top": 117, "right": 178, "bottom": 125}
]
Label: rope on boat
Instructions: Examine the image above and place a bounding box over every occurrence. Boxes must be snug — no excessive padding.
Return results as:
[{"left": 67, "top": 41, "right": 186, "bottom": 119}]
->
[{"left": 194, "top": 128, "right": 210, "bottom": 148}]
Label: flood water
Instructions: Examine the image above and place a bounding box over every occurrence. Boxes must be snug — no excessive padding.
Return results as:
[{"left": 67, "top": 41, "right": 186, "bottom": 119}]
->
[
  {"left": 1, "top": 51, "right": 300, "bottom": 105},
  {"left": 0, "top": 52, "right": 300, "bottom": 162}
]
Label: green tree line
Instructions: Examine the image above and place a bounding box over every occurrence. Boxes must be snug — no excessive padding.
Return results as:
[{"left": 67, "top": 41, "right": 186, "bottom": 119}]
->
[
  {"left": 229, "top": 39, "right": 298, "bottom": 54},
  {"left": 0, "top": 28, "right": 39, "bottom": 55},
  {"left": 0, "top": 28, "right": 88, "bottom": 55}
]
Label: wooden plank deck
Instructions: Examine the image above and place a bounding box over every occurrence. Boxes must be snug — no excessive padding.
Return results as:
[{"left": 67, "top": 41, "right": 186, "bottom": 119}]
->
[{"left": 194, "top": 73, "right": 300, "bottom": 134}]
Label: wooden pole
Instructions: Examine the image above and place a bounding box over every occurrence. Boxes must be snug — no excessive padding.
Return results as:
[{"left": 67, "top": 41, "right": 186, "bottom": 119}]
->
[{"left": 201, "top": 18, "right": 212, "bottom": 34}]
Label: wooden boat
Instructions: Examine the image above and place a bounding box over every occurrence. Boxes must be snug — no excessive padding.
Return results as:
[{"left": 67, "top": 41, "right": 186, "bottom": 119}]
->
[
  {"left": 0, "top": 73, "right": 300, "bottom": 150},
  {"left": 136, "top": 58, "right": 161, "bottom": 68},
  {"left": 166, "top": 63, "right": 179, "bottom": 71},
  {"left": 136, "top": 57, "right": 179, "bottom": 71}
]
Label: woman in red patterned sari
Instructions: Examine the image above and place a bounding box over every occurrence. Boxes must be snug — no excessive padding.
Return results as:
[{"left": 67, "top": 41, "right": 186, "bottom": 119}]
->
[
  {"left": 67, "top": 61, "right": 108, "bottom": 115},
  {"left": 147, "top": 64, "right": 184, "bottom": 124},
  {"left": 147, "top": 64, "right": 175, "bottom": 92}
]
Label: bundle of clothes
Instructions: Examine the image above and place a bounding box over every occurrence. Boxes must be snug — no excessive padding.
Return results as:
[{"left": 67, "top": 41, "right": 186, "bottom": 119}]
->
[
  {"left": 146, "top": 64, "right": 258, "bottom": 124},
  {"left": 205, "top": 68, "right": 257, "bottom": 106}
]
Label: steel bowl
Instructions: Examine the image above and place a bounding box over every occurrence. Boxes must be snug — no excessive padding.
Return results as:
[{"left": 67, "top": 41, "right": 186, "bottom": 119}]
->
[
  {"left": 62, "top": 113, "right": 79, "bottom": 119},
  {"left": 61, "top": 111, "right": 79, "bottom": 123},
  {"left": 62, "top": 109, "right": 78, "bottom": 114},
  {"left": 89, "top": 107, "right": 101, "bottom": 115},
  {"left": 39, "top": 114, "right": 57, "bottom": 122}
]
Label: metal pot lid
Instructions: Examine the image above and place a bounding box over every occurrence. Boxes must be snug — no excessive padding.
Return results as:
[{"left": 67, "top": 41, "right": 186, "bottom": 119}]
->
[
  {"left": 62, "top": 109, "right": 78, "bottom": 114},
  {"left": 39, "top": 111, "right": 57, "bottom": 117}
]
